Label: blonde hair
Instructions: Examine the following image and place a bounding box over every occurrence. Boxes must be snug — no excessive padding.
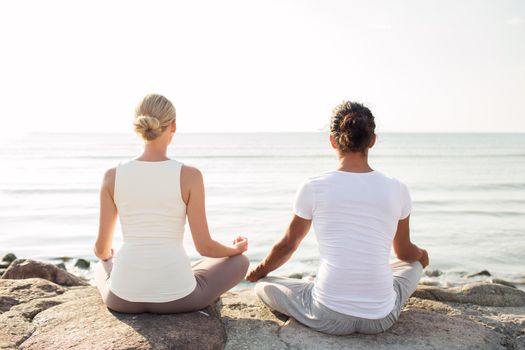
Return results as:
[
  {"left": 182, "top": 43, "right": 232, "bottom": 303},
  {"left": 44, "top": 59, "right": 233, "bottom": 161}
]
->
[{"left": 133, "top": 94, "right": 176, "bottom": 141}]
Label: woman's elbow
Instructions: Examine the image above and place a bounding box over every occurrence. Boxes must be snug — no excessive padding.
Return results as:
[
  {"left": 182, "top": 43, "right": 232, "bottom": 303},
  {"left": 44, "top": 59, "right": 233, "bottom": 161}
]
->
[
  {"left": 93, "top": 244, "right": 109, "bottom": 260},
  {"left": 195, "top": 242, "right": 212, "bottom": 257}
]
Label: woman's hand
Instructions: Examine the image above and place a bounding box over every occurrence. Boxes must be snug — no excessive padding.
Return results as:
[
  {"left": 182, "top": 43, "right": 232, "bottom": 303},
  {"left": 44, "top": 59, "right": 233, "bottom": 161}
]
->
[{"left": 233, "top": 235, "right": 248, "bottom": 254}]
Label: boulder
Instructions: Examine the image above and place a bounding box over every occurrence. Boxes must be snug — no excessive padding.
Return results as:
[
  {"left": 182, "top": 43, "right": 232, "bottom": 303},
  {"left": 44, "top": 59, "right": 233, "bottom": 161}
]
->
[
  {"left": 19, "top": 296, "right": 225, "bottom": 350},
  {"left": 413, "top": 282, "right": 525, "bottom": 307},
  {"left": 55, "top": 262, "right": 67, "bottom": 271},
  {"left": 217, "top": 289, "right": 288, "bottom": 350},
  {"left": 1, "top": 253, "right": 17, "bottom": 264},
  {"left": 0, "top": 278, "right": 226, "bottom": 350},
  {"left": 279, "top": 310, "right": 508, "bottom": 350},
  {"left": 219, "top": 289, "right": 523, "bottom": 350},
  {"left": 74, "top": 258, "right": 91, "bottom": 269},
  {"left": 1, "top": 259, "right": 89, "bottom": 286},
  {"left": 467, "top": 270, "right": 491, "bottom": 278},
  {"left": 489, "top": 278, "right": 517, "bottom": 289},
  {"left": 2, "top": 270, "right": 524, "bottom": 350}
]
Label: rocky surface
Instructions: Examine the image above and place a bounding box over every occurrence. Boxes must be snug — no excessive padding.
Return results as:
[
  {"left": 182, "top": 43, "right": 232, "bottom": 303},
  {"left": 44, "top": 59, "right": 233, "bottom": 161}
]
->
[
  {"left": 0, "top": 278, "right": 225, "bottom": 350},
  {"left": 2, "top": 259, "right": 89, "bottom": 287},
  {"left": 413, "top": 282, "right": 525, "bottom": 307},
  {"left": 219, "top": 289, "right": 525, "bottom": 350},
  {"left": 1, "top": 258, "right": 525, "bottom": 349}
]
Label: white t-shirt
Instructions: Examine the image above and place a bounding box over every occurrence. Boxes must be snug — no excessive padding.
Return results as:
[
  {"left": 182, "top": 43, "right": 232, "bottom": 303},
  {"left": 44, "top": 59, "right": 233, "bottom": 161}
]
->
[{"left": 293, "top": 170, "right": 412, "bottom": 319}]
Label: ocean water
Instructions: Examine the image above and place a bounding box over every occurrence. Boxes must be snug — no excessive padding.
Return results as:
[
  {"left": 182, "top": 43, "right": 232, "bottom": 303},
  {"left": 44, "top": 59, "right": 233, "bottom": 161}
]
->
[{"left": 1, "top": 132, "right": 524, "bottom": 288}]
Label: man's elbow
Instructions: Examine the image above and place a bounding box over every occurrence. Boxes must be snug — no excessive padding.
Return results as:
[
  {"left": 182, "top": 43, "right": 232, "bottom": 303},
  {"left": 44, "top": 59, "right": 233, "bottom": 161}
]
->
[
  {"left": 277, "top": 239, "right": 297, "bottom": 254},
  {"left": 395, "top": 250, "right": 418, "bottom": 262}
]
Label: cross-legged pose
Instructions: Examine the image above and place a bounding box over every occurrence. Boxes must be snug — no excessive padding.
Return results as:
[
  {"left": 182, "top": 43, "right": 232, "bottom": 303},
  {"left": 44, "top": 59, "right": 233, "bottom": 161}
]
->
[
  {"left": 93, "top": 94, "right": 249, "bottom": 314},
  {"left": 246, "top": 101, "right": 429, "bottom": 335}
]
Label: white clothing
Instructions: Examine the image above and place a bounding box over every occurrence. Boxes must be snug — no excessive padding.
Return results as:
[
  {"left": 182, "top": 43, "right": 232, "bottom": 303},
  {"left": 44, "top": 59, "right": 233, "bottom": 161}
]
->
[
  {"left": 108, "top": 158, "right": 197, "bottom": 302},
  {"left": 293, "top": 170, "right": 412, "bottom": 319}
]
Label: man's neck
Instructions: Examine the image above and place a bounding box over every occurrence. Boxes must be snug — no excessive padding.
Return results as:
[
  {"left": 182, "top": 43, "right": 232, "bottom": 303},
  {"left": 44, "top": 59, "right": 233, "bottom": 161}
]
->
[{"left": 336, "top": 151, "right": 373, "bottom": 173}]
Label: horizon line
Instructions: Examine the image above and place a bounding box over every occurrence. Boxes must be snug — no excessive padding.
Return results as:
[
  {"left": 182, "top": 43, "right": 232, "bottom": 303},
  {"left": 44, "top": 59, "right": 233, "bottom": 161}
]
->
[{"left": 21, "top": 130, "right": 525, "bottom": 135}]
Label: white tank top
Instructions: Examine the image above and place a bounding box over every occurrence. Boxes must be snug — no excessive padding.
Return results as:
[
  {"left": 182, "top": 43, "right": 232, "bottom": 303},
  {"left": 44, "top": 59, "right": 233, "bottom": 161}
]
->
[{"left": 108, "top": 158, "right": 197, "bottom": 302}]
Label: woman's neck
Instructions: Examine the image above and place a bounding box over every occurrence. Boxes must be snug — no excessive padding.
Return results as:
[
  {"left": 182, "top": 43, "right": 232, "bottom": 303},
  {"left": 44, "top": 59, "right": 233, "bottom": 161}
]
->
[
  {"left": 137, "top": 142, "right": 170, "bottom": 161},
  {"left": 336, "top": 151, "right": 373, "bottom": 173}
]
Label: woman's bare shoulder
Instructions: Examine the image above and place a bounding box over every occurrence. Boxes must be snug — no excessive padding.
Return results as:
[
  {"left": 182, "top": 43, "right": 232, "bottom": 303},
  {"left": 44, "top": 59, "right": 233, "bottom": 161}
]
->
[
  {"left": 101, "top": 167, "right": 117, "bottom": 187},
  {"left": 181, "top": 164, "right": 203, "bottom": 181}
]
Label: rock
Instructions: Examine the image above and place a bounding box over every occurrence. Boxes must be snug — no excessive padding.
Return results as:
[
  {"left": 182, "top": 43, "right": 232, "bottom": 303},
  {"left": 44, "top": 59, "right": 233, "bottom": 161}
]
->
[
  {"left": 0, "top": 278, "right": 66, "bottom": 314},
  {"left": 279, "top": 310, "right": 508, "bottom": 350},
  {"left": 217, "top": 289, "right": 289, "bottom": 350},
  {"left": 20, "top": 297, "right": 225, "bottom": 350},
  {"left": 1, "top": 278, "right": 226, "bottom": 350},
  {"left": 1, "top": 253, "right": 17, "bottom": 264},
  {"left": 74, "top": 258, "right": 90, "bottom": 269},
  {"left": 467, "top": 270, "right": 491, "bottom": 278},
  {"left": 1, "top": 259, "right": 89, "bottom": 286},
  {"left": 3, "top": 277, "right": 525, "bottom": 350},
  {"left": 424, "top": 269, "right": 442, "bottom": 277},
  {"left": 220, "top": 289, "right": 524, "bottom": 350},
  {"left": 0, "top": 262, "right": 10, "bottom": 269},
  {"left": 0, "top": 269, "right": 5, "bottom": 277},
  {"left": 417, "top": 280, "right": 440, "bottom": 286},
  {"left": 55, "top": 262, "right": 66, "bottom": 271},
  {"left": 413, "top": 282, "right": 525, "bottom": 307},
  {"left": 489, "top": 278, "right": 517, "bottom": 289}
]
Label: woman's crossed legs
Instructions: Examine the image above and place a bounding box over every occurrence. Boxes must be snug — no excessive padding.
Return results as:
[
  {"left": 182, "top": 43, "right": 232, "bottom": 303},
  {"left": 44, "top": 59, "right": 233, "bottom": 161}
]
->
[{"left": 94, "top": 254, "right": 249, "bottom": 314}]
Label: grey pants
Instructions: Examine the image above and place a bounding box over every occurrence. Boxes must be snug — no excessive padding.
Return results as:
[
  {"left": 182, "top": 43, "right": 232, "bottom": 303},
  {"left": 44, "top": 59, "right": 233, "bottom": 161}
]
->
[
  {"left": 254, "top": 260, "right": 423, "bottom": 335},
  {"left": 94, "top": 254, "right": 249, "bottom": 314}
]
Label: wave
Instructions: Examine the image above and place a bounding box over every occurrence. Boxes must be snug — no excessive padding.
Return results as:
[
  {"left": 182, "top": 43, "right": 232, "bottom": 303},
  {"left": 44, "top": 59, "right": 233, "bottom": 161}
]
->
[
  {"left": 5, "top": 153, "right": 525, "bottom": 161},
  {"left": 1, "top": 188, "right": 97, "bottom": 194},
  {"left": 416, "top": 209, "right": 525, "bottom": 217}
]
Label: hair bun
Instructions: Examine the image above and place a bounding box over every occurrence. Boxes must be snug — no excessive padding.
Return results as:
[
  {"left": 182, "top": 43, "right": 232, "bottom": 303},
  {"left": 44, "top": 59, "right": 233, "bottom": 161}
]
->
[
  {"left": 133, "top": 94, "right": 176, "bottom": 141},
  {"left": 134, "top": 115, "right": 162, "bottom": 140},
  {"left": 330, "top": 101, "right": 375, "bottom": 153}
]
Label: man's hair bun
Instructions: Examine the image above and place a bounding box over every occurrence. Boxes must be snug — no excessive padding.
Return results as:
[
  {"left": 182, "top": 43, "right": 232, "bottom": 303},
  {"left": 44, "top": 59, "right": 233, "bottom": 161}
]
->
[{"left": 330, "top": 101, "right": 375, "bottom": 153}]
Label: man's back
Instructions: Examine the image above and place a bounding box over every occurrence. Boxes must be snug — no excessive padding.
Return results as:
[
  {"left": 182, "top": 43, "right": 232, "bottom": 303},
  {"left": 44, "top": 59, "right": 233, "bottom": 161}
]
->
[{"left": 294, "top": 170, "right": 411, "bottom": 318}]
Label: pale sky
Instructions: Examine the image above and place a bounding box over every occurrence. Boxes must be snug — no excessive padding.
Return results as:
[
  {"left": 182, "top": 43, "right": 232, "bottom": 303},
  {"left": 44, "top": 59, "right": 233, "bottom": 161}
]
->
[{"left": 1, "top": 0, "right": 524, "bottom": 133}]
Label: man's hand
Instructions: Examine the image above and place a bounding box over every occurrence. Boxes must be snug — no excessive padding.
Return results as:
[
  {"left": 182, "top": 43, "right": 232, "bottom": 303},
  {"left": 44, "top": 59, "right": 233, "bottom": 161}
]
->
[
  {"left": 246, "top": 264, "right": 266, "bottom": 282},
  {"left": 419, "top": 248, "right": 429, "bottom": 268}
]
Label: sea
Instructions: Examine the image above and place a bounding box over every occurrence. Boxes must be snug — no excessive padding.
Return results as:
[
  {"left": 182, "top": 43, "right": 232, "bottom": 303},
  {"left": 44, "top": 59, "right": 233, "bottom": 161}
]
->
[{"left": 1, "top": 132, "right": 524, "bottom": 289}]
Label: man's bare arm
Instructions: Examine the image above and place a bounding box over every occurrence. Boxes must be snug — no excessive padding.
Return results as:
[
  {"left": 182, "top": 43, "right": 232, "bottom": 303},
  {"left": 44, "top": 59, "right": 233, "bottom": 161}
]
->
[{"left": 246, "top": 215, "right": 311, "bottom": 282}]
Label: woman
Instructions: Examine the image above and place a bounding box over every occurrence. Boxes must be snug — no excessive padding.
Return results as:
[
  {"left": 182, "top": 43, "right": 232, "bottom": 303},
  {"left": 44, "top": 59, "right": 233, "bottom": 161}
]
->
[
  {"left": 93, "top": 94, "right": 249, "bottom": 313},
  {"left": 246, "top": 101, "right": 429, "bottom": 335}
]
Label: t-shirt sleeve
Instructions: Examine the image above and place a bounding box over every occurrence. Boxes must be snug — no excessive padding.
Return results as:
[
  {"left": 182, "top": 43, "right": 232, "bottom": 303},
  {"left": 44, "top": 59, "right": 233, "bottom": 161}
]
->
[
  {"left": 399, "top": 181, "right": 412, "bottom": 220},
  {"left": 293, "top": 180, "right": 315, "bottom": 220}
]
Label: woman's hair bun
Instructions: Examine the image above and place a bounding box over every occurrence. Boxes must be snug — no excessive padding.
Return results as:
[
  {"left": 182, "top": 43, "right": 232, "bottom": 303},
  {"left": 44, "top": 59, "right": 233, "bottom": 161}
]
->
[
  {"left": 133, "top": 94, "right": 176, "bottom": 141},
  {"left": 330, "top": 101, "right": 375, "bottom": 153},
  {"left": 134, "top": 115, "right": 162, "bottom": 141}
]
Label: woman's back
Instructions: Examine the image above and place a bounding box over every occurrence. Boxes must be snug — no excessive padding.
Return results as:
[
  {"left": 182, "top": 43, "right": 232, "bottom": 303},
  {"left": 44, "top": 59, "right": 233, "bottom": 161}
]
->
[
  {"left": 108, "top": 158, "right": 196, "bottom": 302},
  {"left": 294, "top": 170, "right": 411, "bottom": 319}
]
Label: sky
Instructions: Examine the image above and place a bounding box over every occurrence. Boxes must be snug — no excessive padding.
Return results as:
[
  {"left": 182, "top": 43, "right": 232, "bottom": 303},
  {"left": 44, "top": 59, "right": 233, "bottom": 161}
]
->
[{"left": 0, "top": 0, "right": 524, "bottom": 133}]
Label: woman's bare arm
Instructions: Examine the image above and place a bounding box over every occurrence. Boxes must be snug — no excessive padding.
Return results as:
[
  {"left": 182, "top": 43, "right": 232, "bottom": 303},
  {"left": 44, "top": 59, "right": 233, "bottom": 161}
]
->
[
  {"left": 93, "top": 168, "right": 117, "bottom": 261},
  {"left": 181, "top": 165, "right": 247, "bottom": 257},
  {"left": 393, "top": 216, "right": 429, "bottom": 267},
  {"left": 246, "top": 215, "right": 311, "bottom": 282}
]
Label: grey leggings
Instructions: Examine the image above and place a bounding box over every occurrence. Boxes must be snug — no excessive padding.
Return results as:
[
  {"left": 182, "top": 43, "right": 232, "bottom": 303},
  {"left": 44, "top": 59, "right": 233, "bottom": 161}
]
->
[
  {"left": 94, "top": 254, "right": 249, "bottom": 314},
  {"left": 254, "top": 260, "right": 423, "bottom": 335}
]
